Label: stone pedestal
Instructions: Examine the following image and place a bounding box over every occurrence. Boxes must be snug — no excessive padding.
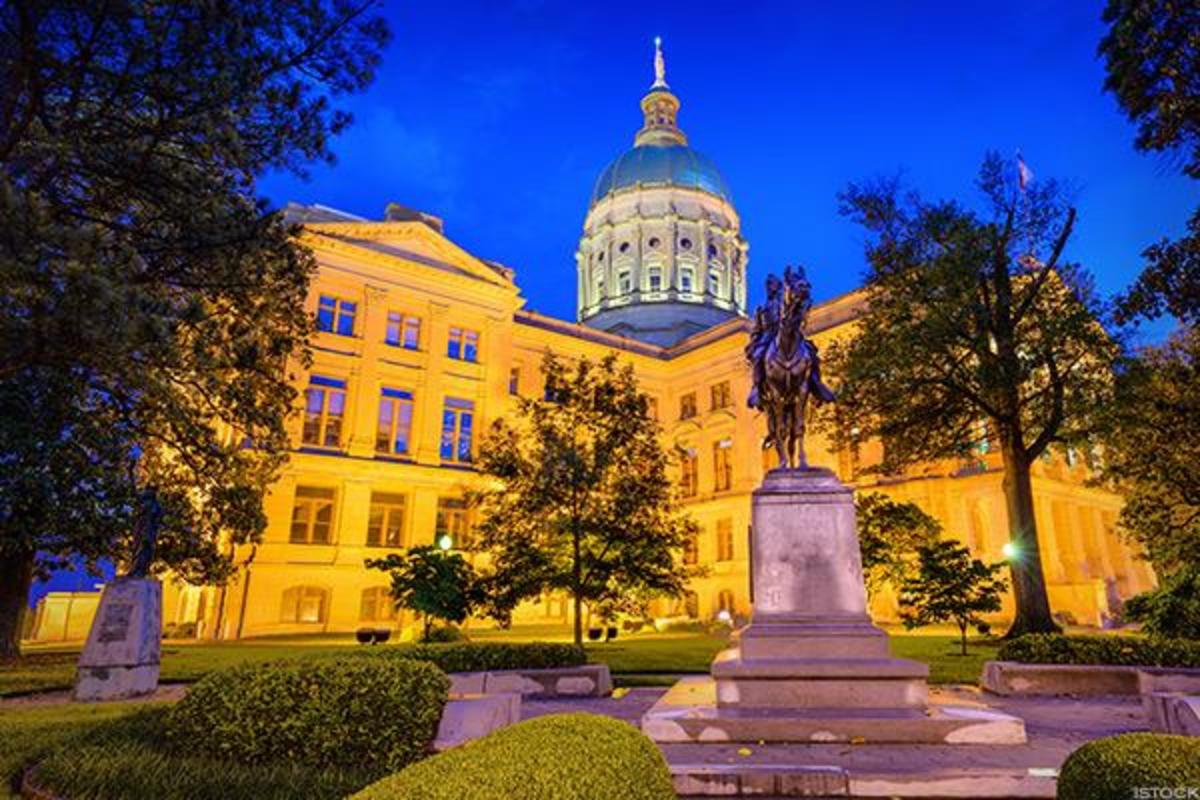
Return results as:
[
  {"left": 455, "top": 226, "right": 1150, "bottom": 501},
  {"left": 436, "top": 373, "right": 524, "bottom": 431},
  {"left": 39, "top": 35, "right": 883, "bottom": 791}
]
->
[
  {"left": 74, "top": 578, "right": 161, "bottom": 702},
  {"left": 642, "top": 468, "right": 1025, "bottom": 744}
]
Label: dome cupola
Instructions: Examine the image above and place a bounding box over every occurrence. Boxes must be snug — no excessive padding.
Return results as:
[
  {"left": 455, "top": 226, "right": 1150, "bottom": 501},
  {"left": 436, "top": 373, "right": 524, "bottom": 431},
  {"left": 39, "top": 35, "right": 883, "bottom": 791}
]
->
[{"left": 576, "top": 38, "right": 748, "bottom": 347}]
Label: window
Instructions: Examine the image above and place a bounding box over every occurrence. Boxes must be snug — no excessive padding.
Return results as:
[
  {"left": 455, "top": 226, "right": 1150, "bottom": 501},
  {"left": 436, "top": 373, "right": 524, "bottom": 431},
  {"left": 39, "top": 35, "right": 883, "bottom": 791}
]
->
[
  {"left": 447, "top": 327, "right": 479, "bottom": 362},
  {"left": 618, "top": 270, "right": 632, "bottom": 295},
  {"left": 680, "top": 449, "right": 698, "bottom": 498},
  {"left": 509, "top": 367, "right": 520, "bottom": 395},
  {"left": 680, "top": 237, "right": 692, "bottom": 250},
  {"left": 709, "top": 270, "right": 721, "bottom": 295},
  {"left": 316, "top": 295, "right": 356, "bottom": 336},
  {"left": 290, "top": 486, "right": 335, "bottom": 544},
  {"left": 437, "top": 497, "right": 471, "bottom": 550},
  {"left": 619, "top": 241, "right": 631, "bottom": 254},
  {"left": 360, "top": 586, "right": 395, "bottom": 622},
  {"left": 593, "top": 270, "right": 605, "bottom": 300},
  {"left": 440, "top": 397, "right": 474, "bottom": 463},
  {"left": 366, "top": 492, "right": 406, "bottom": 548},
  {"left": 302, "top": 376, "right": 346, "bottom": 448},
  {"left": 281, "top": 586, "right": 328, "bottom": 623},
  {"left": 680, "top": 268, "right": 694, "bottom": 293},
  {"left": 648, "top": 236, "right": 661, "bottom": 248},
  {"left": 710, "top": 381, "right": 732, "bottom": 410},
  {"left": 717, "top": 589, "right": 735, "bottom": 613},
  {"left": 708, "top": 243, "right": 719, "bottom": 259},
  {"left": 716, "top": 518, "right": 734, "bottom": 561},
  {"left": 647, "top": 397, "right": 659, "bottom": 420},
  {"left": 683, "top": 533, "right": 699, "bottom": 565},
  {"left": 376, "top": 388, "right": 414, "bottom": 456},
  {"left": 385, "top": 311, "right": 421, "bottom": 350},
  {"left": 713, "top": 439, "right": 733, "bottom": 491},
  {"left": 647, "top": 267, "right": 662, "bottom": 292},
  {"left": 679, "top": 392, "right": 697, "bottom": 420}
]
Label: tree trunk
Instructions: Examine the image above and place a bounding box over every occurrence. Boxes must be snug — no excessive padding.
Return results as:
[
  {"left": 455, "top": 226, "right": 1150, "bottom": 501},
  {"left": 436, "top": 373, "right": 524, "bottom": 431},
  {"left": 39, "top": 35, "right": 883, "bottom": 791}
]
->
[
  {"left": 999, "top": 444, "right": 1061, "bottom": 638},
  {"left": 572, "top": 525, "right": 583, "bottom": 648},
  {"left": 0, "top": 549, "right": 35, "bottom": 658},
  {"left": 959, "top": 622, "right": 968, "bottom": 656}
]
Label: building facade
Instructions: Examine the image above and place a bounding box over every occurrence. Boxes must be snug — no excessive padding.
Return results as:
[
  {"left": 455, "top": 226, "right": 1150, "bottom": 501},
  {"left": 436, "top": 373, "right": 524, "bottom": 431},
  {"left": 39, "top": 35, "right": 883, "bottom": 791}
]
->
[{"left": 151, "top": 44, "right": 1153, "bottom": 641}]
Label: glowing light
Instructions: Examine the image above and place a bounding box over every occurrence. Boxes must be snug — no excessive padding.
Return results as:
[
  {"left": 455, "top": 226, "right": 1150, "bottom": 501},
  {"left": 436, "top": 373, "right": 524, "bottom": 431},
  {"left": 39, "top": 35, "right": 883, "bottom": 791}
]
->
[
  {"left": 716, "top": 609, "right": 732, "bottom": 624},
  {"left": 654, "top": 35, "right": 662, "bottom": 47},
  {"left": 437, "top": 534, "right": 453, "bottom": 551},
  {"left": 1002, "top": 541, "right": 1018, "bottom": 560}
]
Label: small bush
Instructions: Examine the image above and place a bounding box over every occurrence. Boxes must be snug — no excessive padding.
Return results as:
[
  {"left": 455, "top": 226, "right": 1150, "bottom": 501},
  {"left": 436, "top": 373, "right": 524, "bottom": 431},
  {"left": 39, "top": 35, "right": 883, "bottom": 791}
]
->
[
  {"left": 1124, "top": 569, "right": 1200, "bottom": 639},
  {"left": 165, "top": 657, "right": 448, "bottom": 773},
  {"left": 350, "top": 713, "right": 675, "bottom": 800},
  {"left": 1057, "top": 733, "right": 1200, "bottom": 800},
  {"left": 423, "top": 625, "right": 467, "bottom": 643},
  {"left": 34, "top": 708, "right": 373, "bottom": 800},
  {"left": 368, "top": 641, "right": 587, "bottom": 673},
  {"left": 998, "top": 634, "right": 1200, "bottom": 668}
]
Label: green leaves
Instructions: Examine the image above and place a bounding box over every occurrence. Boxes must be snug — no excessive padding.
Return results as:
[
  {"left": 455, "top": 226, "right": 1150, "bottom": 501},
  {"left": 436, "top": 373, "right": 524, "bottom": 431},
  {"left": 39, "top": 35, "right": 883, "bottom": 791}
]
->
[
  {"left": 367, "top": 546, "right": 480, "bottom": 637},
  {"left": 899, "top": 539, "right": 1007, "bottom": 654},
  {"left": 856, "top": 492, "right": 941, "bottom": 599}
]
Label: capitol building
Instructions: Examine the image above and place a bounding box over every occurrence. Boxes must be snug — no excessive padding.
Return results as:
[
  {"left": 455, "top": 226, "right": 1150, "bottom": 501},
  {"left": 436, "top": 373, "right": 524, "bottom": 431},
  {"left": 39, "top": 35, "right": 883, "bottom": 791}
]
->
[{"left": 31, "top": 44, "right": 1155, "bottom": 642}]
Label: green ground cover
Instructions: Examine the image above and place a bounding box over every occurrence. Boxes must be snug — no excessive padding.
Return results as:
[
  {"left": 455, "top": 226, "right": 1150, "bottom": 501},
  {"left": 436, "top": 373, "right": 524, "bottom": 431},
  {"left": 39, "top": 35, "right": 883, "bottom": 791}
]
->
[{"left": 6, "top": 626, "right": 1003, "bottom": 697}]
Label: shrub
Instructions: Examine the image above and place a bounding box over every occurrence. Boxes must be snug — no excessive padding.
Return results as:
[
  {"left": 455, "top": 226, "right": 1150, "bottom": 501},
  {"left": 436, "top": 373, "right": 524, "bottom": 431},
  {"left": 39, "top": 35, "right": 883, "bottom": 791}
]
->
[
  {"left": 998, "top": 634, "right": 1200, "bottom": 668},
  {"left": 165, "top": 657, "right": 448, "bottom": 773},
  {"left": 350, "top": 713, "right": 675, "bottom": 800},
  {"left": 368, "top": 641, "right": 587, "bottom": 673},
  {"left": 423, "top": 624, "right": 467, "bottom": 643},
  {"left": 1057, "top": 733, "right": 1200, "bottom": 800},
  {"left": 1124, "top": 568, "right": 1200, "bottom": 639},
  {"left": 34, "top": 708, "right": 373, "bottom": 800}
]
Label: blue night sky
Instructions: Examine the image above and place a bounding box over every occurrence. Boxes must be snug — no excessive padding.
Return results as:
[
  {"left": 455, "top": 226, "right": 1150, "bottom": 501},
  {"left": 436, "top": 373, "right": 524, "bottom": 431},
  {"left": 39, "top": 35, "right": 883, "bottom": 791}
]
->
[{"left": 27, "top": 0, "right": 1197, "bottom": 607}]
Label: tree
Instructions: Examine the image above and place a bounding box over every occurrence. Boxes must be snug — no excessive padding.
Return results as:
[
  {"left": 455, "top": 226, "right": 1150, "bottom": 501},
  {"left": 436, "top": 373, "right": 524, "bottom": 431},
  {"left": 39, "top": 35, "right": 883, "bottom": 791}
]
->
[
  {"left": 829, "top": 153, "right": 1117, "bottom": 637},
  {"left": 367, "top": 546, "right": 479, "bottom": 642},
  {"left": 0, "top": 1, "right": 389, "bottom": 656},
  {"left": 856, "top": 492, "right": 941, "bottom": 600},
  {"left": 1100, "top": 0, "right": 1200, "bottom": 324},
  {"left": 471, "top": 353, "right": 699, "bottom": 647},
  {"left": 900, "top": 540, "right": 1007, "bottom": 655}
]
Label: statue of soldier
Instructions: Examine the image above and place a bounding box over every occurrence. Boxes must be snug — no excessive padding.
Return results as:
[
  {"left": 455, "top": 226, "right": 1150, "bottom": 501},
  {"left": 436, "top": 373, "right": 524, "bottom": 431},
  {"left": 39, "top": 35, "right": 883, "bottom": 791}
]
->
[{"left": 746, "top": 270, "right": 835, "bottom": 412}]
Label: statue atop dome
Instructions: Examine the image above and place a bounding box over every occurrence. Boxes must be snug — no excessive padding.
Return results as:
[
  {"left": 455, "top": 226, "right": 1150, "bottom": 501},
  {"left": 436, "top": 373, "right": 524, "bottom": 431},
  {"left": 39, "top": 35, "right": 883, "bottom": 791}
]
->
[{"left": 652, "top": 36, "right": 668, "bottom": 89}]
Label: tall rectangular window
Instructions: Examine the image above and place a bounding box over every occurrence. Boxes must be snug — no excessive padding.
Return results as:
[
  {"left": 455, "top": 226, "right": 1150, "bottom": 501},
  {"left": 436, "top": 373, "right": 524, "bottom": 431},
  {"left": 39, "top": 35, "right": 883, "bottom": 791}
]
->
[
  {"left": 680, "top": 268, "right": 694, "bottom": 293},
  {"left": 290, "top": 486, "right": 335, "bottom": 544},
  {"left": 680, "top": 449, "right": 698, "bottom": 498},
  {"left": 618, "top": 270, "right": 632, "bottom": 294},
  {"left": 376, "top": 387, "right": 414, "bottom": 456},
  {"left": 716, "top": 518, "right": 734, "bottom": 561},
  {"left": 447, "top": 327, "right": 479, "bottom": 362},
  {"left": 710, "top": 381, "right": 732, "bottom": 410},
  {"left": 316, "top": 295, "right": 356, "bottom": 336},
  {"left": 436, "top": 497, "right": 471, "bottom": 550},
  {"left": 713, "top": 439, "right": 733, "bottom": 491},
  {"left": 647, "top": 267, "right": 663, "bottom": 292},
  {"left": 440, "top": 397, "right": 474, "bottom": 463},
  {"left": 385, "top": 311, "right": 421, "bottom": 350},
  {"left": 302, "top": 376, "right": 346, "bottom": 448},
  {"left": 679, "top": 392, "right": 697, "bottom": 420},
  {"left": 683, "top": 533, "right": 699, "bottom": 565},
  {"left": 366, "top": 492, "right": 406, "bottom": 548},
  {"left": 509, "top": 367, "right": 520, "bottom": 395}
]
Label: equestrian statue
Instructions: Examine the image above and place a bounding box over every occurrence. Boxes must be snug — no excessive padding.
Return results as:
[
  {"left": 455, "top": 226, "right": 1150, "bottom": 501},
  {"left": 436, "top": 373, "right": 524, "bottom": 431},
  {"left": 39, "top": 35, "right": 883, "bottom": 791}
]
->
[{"left": 745, "top": 265, "right": 836, "bottom": 469}]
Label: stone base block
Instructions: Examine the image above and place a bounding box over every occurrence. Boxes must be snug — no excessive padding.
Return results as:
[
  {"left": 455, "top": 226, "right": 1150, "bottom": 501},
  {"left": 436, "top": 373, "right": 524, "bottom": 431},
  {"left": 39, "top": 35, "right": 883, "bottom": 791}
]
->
[
  {"left": 447, "top": 664, "right": 612, "bottom": 698},
  {"left": 1146, "top": 692, "right": 1200, "bottom": 736},
  {"left": 74, "top": 664, "right": 160, "bottom": 702},
  {"left": 642, "top": 677, "right": 1026, "bottom": 745},
  {"left": 738, "top": 617, "right": 891, "bottom": 660},
  {"left": 982, "top": 661, "right": 1140, "bottom": 696},
  {"left": 434, "top": 692, "right": 521, "bottom": 751},
  {"left": 711, "top": 648, "right": 930, "bottom": 709}
]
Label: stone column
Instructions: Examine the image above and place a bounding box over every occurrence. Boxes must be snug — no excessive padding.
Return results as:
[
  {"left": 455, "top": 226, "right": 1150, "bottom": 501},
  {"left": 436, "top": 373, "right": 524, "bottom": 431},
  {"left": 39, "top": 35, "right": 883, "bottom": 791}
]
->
[{"left": 75, "top": 579, "right": 161, "bottom": 701}]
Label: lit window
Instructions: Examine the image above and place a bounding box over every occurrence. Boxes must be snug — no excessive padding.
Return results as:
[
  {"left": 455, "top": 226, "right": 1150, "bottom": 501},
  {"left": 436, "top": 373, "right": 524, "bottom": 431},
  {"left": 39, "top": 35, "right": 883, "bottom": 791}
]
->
[
  {"left": 717, "top": 588, "right": 735, "bottom": 612},
  {"left": 437, "top": 497, "right": 471, "bottom": 550},
  {"left": 710, "top": 381, "right": 732, "bottom": 410},
  {"left": 366, "top": 492, "right": 406, "bottom": 548},
  {"left": 679, "top": 392, "right": 697, "bottom": 420},
  {"left": 376, "top": 388, "right": 414, "bottom": 456},
  {"left": 316, "top": 295, "right": 356, "bottom": 337},
  {"left": 281, "top": 586, "right": 328, "bottom": 623},
  {"left": 683, "top": 533, "right": 698, "bottom": 565},
  {"left": 385, "top": 311, "right": 421, "bottom": 350},
  {"left": 302, "top": 376, "right": 346, "bottom": 448},
  {"left": 716, "top": 518, "right": 734, "bottom": 561},
  {"left": 680, "top": 268, "right": 694, "bottom": 293},
  {"left": 648, "top": 267, "right": 663, "bottom": 292},
  {"left": 618, "top": 270, "right": 632, "bottom": 294},
  {"left": 509, "top": 367, "right": 520, "bottom": 395},
  {"left": 360, "top": 586, "right": 395, "bottom": 622},
  {"left": 447, "top": 327, "right": 479, "bottom": 362},
  {"left": 290, "top": 487, "right": 335, "bottom": 544},
  {"left": 713, "top": 439, "right": 733, "bottom": 491},
  {"left": 647, "top": 397, "right": 659, "bottom": 420},
  {"left": 440, "top": 397, "right": 474, "bottom": 463},
  {"left": 680, "top": 449, "right": 699, "bottom": 498}
]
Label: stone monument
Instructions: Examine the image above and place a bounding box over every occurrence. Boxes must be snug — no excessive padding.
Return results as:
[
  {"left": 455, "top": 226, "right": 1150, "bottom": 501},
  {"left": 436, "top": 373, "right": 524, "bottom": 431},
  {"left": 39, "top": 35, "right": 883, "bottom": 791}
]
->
[
  {"left": 642, "top": 268, "right": 1024, "bottom": 744},
  {"left": 75, "top": 491, "right": 163, "bottom": 702}
]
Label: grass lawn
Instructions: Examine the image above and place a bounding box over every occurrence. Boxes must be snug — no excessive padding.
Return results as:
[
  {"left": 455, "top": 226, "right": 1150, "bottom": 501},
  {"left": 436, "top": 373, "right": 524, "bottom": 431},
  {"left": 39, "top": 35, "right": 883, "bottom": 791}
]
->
[{"left": 5, "top": 625, "right": 1002, "bottom": 697}]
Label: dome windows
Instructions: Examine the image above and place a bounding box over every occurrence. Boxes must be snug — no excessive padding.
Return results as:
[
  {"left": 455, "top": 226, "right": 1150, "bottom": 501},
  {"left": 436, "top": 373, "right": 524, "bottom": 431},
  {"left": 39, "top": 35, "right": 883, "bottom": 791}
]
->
[
  {"left": 708, "top": 270, "right": 722, "bottom": 296},
  {"left": 619, "top": 242, "right": 631, "bottom": 254},
  {"left": 680, "top": 237, "right": 692, "bottom": 251},
  {"left": 617, "top": 270, "right": 632, "bottom": 295},
  {"left": 680, "top": 267, "right": 695, "bottom": 293},
  {"left": 708, "top": 243, "right": 719, "bottom": 259},
  {"left": 647, "top": 267, "right": 663, "bottom": 293},
  {"left": 648, "top": 236, "right": 661, "bottom": 248}
]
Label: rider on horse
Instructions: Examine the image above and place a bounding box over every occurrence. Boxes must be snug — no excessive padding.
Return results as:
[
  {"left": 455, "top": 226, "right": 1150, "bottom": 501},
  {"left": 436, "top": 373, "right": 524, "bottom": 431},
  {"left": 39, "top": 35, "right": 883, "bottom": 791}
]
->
[{"left": 745, "top": 267, "right": 835, "bottom": 412}]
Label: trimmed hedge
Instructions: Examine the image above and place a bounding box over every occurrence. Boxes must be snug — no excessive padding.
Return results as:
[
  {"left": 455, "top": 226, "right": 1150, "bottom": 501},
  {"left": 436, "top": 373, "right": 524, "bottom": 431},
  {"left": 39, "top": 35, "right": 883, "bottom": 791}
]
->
[
  {"left": 165, "top": 656, "right": 448, "bottom": 773},
  {"left": 998, "top": 634, "right": 1200, "bottom": 668},
  {"left": 34, "top": 707, "right": 373, "bottom": 800},
  {"left": 370, "top": 641, "right": 588, "bottom": 673},
  {"left": 1058, "top": 733, "right": 1200, "bottom": 800},
  {"left": 350, "top": 713, "right": 675, "bottom": 800}
]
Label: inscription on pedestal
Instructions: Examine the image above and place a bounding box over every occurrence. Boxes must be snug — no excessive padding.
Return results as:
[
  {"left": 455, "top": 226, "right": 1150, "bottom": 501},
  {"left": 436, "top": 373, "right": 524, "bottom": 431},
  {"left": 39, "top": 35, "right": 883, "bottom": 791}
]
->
[{"left": 97, "top": 603, "right": 133, "bottom": 643}]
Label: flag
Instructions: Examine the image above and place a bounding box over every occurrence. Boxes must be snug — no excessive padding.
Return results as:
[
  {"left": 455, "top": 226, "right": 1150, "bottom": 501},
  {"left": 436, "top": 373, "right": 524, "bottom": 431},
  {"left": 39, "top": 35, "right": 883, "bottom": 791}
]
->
[{"left": 1017, "top": 153, "right": 1034, "bottom": 192}]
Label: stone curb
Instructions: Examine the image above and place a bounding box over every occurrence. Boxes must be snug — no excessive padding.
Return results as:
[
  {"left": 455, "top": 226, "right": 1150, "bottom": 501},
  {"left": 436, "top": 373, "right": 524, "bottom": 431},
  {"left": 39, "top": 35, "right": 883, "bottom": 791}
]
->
[{"left": 982, "top": 660, "right": 1200, "bottom": 697}]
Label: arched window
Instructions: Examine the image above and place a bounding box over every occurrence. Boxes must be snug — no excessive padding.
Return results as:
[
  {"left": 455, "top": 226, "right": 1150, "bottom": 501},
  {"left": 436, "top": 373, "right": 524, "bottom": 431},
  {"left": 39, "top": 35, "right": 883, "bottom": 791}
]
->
[
  {"left": 717, "top": 589, "right": 735, "bottom": 613},
  {"left": 360, "top": 586, "right": 396, "bottom": 622},
  {"left": 281, "top": 586, "right": 328, "bottom": 623}
]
